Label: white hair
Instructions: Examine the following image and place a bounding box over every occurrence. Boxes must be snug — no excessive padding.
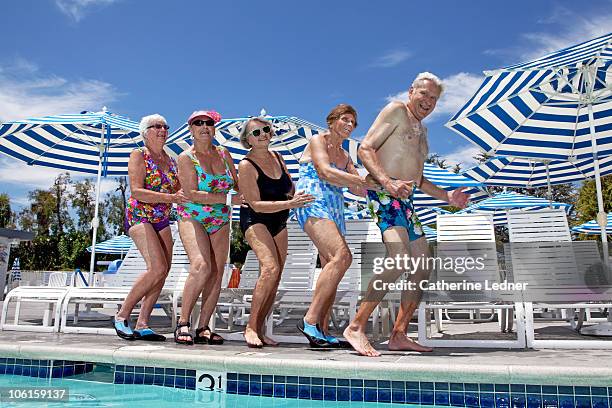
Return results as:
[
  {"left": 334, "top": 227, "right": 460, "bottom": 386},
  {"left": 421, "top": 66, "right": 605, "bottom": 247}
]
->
[
  {"left": 139, "top": 114, "right": 167, "bottom": 138},
  {"left": 412, "top": 72, "right": 444, "bottom": 94}
]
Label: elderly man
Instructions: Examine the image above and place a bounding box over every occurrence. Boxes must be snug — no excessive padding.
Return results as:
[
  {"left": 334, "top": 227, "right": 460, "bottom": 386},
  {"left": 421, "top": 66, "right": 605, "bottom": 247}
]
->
[{"left": 343, "top": 72, "right": 470, "bottom": 356}]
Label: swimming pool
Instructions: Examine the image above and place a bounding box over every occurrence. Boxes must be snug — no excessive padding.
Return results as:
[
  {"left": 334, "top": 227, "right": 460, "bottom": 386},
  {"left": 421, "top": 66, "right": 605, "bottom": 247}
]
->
[{"left": 0, "top": 374, "right": 423, "bottom": 407}]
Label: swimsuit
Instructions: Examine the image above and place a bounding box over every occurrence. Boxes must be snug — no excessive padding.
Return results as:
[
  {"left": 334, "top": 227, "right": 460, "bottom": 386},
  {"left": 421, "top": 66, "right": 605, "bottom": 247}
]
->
[
  {"left": 125, "top": 148, "right": 179, "bottom": 232},
  {"left": 294, "top": 161, "right": 346, "bottom": 235},
  {"left": 176, "top": 147, "right": 234, "bottom": 234},
  {"left": 240, "top": 152, "right": 293, "bottom": 237},
  {"left": 367, "top": 190, "right": 424, "bottom": 241}
]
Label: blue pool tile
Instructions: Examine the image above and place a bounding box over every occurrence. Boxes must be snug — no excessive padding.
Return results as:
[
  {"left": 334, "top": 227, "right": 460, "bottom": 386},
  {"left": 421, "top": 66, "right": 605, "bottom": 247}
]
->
[
  {"left": 450, "top": 383, "right": 464, "bottom": 391},
  {"left": 237, "top": 381, "right": 249, "bottom": 395},
  {"left": 64, "top": 366, "right": 74, "bottom": 377},
  {"left": 559, "top": 395, "right": 574, "bottom": 408},
  {"left": 273, "top": 375, "right": 285, "bottom": 383},
  {"left": 575, "top": 396, "right": 591, "bottom": 408},
  {"left": 185, "top": 377, "right": 195, "bottom": 390},
  {"left": 421, "top": 381, "right": 434, "bottom": 390},
  {"left": 21, "top": 367, "right": 31, "bottom": 376},
  {"left": 5, "top": 366, "right": 14, "bottom": 375},
  {"left": 175, "top": 376, "right": 186, "bottom": 389},
  {"left": 144, "top": 366, "right": 154, "bottom": 375},
  {"left": 227, "top": 381, "right": 237, "bottom": 394},
  {"left": 542, "top": 394, "right": 558, "bottom": 407},
  {"left": 593, "top": 388, "right": 608, "bottom": 396},
  {"left": 350, "top": 388, "right": 364, "bottom": 402},
  {"left": 134, "top": 366, "right": 144, "bottom": 374},
  {"left": 392, "top": 389, "right": 405, "bottom": 403},
  {"left": 299, "top": 376, "right": 310, "bottom": 385},
  {"left": 364, "top": 388, "right": 377, "bottom": 402},
  {"left": 286, "top": 376, "right": 298, "bottom": 384},
  {"left": 249, "top": 374, "right": 261, "bottom": 383},
  {"left": 392, "top": 381, "right": 404, "bottom": 390},
  {"left": 38, "top": 367, "right": 49, "bottom": 378},
  {"left": 311, "top": 377, "right": 323, "bottom": 386},
  {"left": 227, "top": 373, "right": 237, "bottom": 381},
  {"left": 421, "top": 391, "right": 434, "bottom": 405},
  {"left": 310, "top": 385, "right": 322, "bottom": 400},
  {"left": 378, "top": 388, "right": 391, "bottom": 403},
  {"left": 406, "top": 381, "right": 419, "bottom": 390},
  {"left": 0, "top": 358, "right": 6, "bottom": 364},
  {"left": 465, "top": 383, "right": 479, "bottom": 392},
  {"left": 261, "top": 375, "right": 273, "bottom": 383},
  {"left": 512, "top": 395, "right": 527, "bottom": 408},
  {"left": 435, "top": 391, "right": 450, "bottom": 405},
  {"left": 496, "top": 393, "right": 510, "bottom": 408},
  {"left": 558, "top": 386, "right": 573, "bottom": 395},
  {"left": 592, "top": 396, "right": 608, "bottom": 408},
  {"left": 323, "top": 386, "right": 336, "bottom": 401},
  {"left": 406, "top": 390, "right": 420, "bottom": 404},
  {"left": 298, "top": 385, "right": 310, "bottom": 399},
  {"left": 153, "top": 375, "right": 164, "bottom": 386},
  {"left": 364, "top": 380, "right": 377, "bottom": 388},
  {"left": 527, "top": 394, "right": 542, "bottom": 408},
  {"left": 114, "top": 372, "right": 124, "bottom": 384},
  {"left": 496, "top": 384, "right": 510, "bottom": 393},
  {"left": 173, "top": 368, "right": 184, "bottom": 377},
  {"left": 337, "top": 379, "right": 349, "bottom": 387},
  {"left": 124, "top": 373, "right": 134, "bottom": 384},
  {"left": 435, "top": 382, "right": 449, "bottom": 390},
  {"left": 13, "top": 366, "right": 22, "bottom": 376},
  {"left": 273, "top": 384, "right": 285, "bottom": 398},
  {"left": 450, "top": 392, "right": 465, "bottom": 406},
  {"left": 249, "top": 382, "right": 261, "bottom": 396},
  {"left": 481, "top": 384, "right": 495, "bottom": 392},
  {"left": 351, "top": 379, "right": 363, "bottom": 387},
  {"left": 575, "top": 387, "right": 590, "bottom": 395},
  {"left": 337, "top": 387, "right": 350, "bottom": 401},
  {"left": 527, "top": 385, "right": 542, "bottom": 394},
  {"left": 465, "top": 392, "right": 480, "bottom": 408},
  {"left": 261, "top": 382, "right": 273, "bottom": 397},
  {"left": 0, "top": 365, "right": 5, "bottom": 375},
  {"left": 134, "top": 374, "right": 145, "bottom": 385},
  {"left": 542, "top": 385, "right": 557, "bottom": 394},
  {"left": 164, "top": 376, "right": 175, "bottom": 388},
  {"left": 154, "top": 367, "right": 164, "bottom": 375},
  {"left": 324, "top": 378, "right": 336, "bottom": 386},
  {"left": 480, "top": 392, "right": 495, "bottom": 408},
  {"left": 286, "top": 384, "right": 298, "bottom": 398},
  {"left": 378, "top": 380, "right": 391, "bottom": 389},
  {"left": 144, "top": 374, "right": 154, "bottom": 385},
  {"left": 238, "top": 373, "right": 249, "bottom": 382}
]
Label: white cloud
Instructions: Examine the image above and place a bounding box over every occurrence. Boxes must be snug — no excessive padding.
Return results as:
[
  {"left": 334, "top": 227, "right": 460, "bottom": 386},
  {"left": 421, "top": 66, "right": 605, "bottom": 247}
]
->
[
  {"left": 55, "top": 0, "right": 120, "bottom": 22},
  {"left": 441, "top": 144, "right": 483, "bottom": 170},
  {"left": 385, "top": 72, "right": 483, "bottom": 122},
  {"left": 0, "top": 59, "right": 118, "bottom": 122},
  {"left": 369, "top": 49, "right": 412, "bottom": 68}
]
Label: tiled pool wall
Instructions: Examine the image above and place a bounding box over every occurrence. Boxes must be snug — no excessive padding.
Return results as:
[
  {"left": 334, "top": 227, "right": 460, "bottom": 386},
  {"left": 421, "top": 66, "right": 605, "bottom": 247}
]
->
[{"left": 1, "top": 358, "right": 611, "bottom": 407}]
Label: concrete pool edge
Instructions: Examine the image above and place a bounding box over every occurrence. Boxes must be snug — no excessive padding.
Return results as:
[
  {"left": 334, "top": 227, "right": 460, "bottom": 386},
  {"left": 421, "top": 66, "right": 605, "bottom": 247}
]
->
[{"left": 1, "top": 341, "right": 611, "bottom": 387}]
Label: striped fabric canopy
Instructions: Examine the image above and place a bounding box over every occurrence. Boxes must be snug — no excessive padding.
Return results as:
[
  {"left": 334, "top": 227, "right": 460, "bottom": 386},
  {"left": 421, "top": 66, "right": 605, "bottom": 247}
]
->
[
  {"left": 571, "top": 213, "right": 612, "bottom": 235},
  {"left": 0, "top": 110, "right": 142, "bottom": 175},
  {"left": 86, "top": 235, "right": 134, "bottom": 254},
  {"left": 463, "top": 155, "right": 612, "bottom": 187},
  {"left": 447, "top": 32, "right": 612, "bottom": 160},
  {"left": 457, "top": 191, "right": 572, "bottom": 224},
  {"left": 422, "top": 225, "right": 437, "bottom": 242}
]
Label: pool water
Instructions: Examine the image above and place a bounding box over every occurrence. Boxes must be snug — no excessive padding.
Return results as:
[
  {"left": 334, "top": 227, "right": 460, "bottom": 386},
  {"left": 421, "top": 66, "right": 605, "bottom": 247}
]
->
[{"left": 0, "top": 375, "right": 429, "bottom": 407}]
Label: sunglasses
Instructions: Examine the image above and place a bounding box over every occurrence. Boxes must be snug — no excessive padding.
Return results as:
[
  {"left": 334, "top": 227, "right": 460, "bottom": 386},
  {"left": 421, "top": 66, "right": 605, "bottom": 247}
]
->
[
  {"left": 147, "top": 124, "right": 170, "bottom": 130},
  {"left": 192, "top": 119, "right": 215, "bottom": 127},
  {"left": 249, "top": 126, "right": 272, "bottom": 137}
]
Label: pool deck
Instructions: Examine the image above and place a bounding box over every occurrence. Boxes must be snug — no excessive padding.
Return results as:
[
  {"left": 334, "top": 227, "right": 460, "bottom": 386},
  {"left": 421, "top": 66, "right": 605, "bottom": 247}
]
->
[{"left": 1, "top": 307, "right": 612, "bottom": 388}]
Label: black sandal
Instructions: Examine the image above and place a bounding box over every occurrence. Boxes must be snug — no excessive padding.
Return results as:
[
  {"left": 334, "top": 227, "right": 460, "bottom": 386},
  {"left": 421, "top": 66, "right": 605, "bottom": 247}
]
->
[
  {"left": 195, "top": 326, "right": 224, "bottom": 345},
  {"left": 174, "top": 322, "right": 194, "bottom": 345}
]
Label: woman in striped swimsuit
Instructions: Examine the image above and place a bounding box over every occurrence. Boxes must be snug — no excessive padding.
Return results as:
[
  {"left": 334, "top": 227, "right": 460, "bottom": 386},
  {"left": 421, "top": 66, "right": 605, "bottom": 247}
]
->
[{"left": 294, "top": 104, "right": 369, "bottom": 348}]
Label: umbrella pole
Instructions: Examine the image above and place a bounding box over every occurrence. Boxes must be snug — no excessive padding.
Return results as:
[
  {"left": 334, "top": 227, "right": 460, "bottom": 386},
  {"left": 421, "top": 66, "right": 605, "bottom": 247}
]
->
[
  {"left": 545, "top": 161, "right": 552, "bottom": 209},
  {"left": 88, "top": 124, "right": 105, "bottom": 285}
]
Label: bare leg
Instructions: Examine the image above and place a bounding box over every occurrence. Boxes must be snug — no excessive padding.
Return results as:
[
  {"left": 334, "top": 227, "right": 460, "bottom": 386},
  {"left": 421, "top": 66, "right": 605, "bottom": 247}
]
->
[
  {"left": 117, "top": 224, "right": 171, "bottom": 325},
  {"left": 243, "top": 225, "right": 285, "bottom": 347},
  {"left": 303, "top": 218, "right": 352, "bottom": 329},
  {"left": 388, "top": 236, "right": 433, "bottom": 352},
  {"left": 196, "top": 224, "right": 230, "bottom": 335},
  {"left": 177, "top": 219, "right": 213, "bottom": 342}
]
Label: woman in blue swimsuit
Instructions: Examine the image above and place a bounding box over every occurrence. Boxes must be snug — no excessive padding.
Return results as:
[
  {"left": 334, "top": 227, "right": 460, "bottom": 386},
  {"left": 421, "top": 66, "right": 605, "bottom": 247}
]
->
[{"left": 294, "top": 104, "right": 369, "bottom": 347}]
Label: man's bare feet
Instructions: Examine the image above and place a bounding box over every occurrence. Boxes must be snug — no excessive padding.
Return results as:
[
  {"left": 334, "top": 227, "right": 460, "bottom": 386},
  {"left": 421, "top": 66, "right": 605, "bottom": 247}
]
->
[
  {"left": 388, "top": 331, "right": 433, "bottom": 352},
  {"left": 343, "top": 326, "right": 381, "bottom": 357},
  {"left": 244, "top": 327, "right": 263, "bottom": 348},
  {"left": 260, "top": 335, "right": 279, "bottom": 347}
]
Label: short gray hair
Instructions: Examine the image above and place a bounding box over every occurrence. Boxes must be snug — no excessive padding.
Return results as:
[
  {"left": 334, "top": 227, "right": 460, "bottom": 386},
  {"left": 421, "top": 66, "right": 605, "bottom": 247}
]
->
[
  {"left": 412, "top": 72, "right": 444, "bottom": 94},
  {"left": 139, "top": 114, "right": 167, "bottom": 138},
  {"left": 239, "top": 117, "right": 274, "bottom": 149}
]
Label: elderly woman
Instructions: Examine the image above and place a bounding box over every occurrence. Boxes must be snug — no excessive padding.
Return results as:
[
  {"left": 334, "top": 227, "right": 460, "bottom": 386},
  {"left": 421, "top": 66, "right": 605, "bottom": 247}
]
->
[
  {"left": 294, "top": 104, "right": 369, "bottom": 347},
  {"left": 113, "top": 114, "right": 187, "bottom": 341},
  {"left": 174, "top": 110, "right": 242, "bottom": 345},
  {"left": 238, "top": 118, "right": 315, "bottom": 348}
]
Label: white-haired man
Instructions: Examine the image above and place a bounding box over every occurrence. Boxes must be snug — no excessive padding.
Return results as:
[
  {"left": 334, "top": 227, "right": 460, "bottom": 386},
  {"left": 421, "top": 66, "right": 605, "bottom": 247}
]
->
[{"left": 343, "top": 72, "right": 470, "bottom": 356}]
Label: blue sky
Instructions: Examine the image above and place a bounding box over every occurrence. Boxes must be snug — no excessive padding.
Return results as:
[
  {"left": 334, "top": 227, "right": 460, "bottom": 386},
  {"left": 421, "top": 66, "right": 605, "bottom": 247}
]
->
[{"left": 1, "top": 0, "right": 611, "bottom": 209}]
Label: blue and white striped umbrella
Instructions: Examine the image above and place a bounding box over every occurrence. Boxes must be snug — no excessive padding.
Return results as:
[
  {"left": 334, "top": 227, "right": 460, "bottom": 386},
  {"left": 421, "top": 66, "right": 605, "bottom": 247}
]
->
[
  {"left": 422, "top": 225, "right": 437, "bottom": 242},
  {"left": 447, "top": 33, "right": 612, "bottom": 161},
  {"left": 87, "top": 235, "right": 134, "bottom": 255},
  {"left": 572, "top": 213, "right": 612, "bottom": 235},
  {"left": 457, "top": 191, "right": 572, "bottom": 224},
  {"left": 416, "top": 207, "right": 452, "bottom": 226},
  {"left": 463, "top": 155, "right": 612, "bottom": 187},
  {"left": 0, "top": 109, "right": 142, "bottom": 281}
]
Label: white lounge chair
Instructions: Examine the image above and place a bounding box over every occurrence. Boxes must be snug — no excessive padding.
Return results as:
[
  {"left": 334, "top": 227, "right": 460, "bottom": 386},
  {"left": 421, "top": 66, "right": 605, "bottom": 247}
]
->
[
  {"left": 1, "top": 272, "right": 70, "bottom": 333},
  {"left": 417, "top": 213, "right": 527, "bottom": 348},
  {"left": 507, "top": 209, "right": 612, "bottom": 349}
]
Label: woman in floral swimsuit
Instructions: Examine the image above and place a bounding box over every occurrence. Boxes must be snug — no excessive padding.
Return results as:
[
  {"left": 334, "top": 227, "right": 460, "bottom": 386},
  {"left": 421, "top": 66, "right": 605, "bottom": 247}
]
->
[
  {"left": 114, "top": 113, "right": 187, "bottom": 341},
  {"left": 174, "top": 110, "right": 242, "bottom": 345}
]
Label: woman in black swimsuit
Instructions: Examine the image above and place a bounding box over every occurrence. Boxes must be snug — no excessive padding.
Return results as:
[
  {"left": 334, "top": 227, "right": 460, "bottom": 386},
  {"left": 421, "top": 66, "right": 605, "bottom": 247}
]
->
[{"left": 238, "top": 117, "right": 315, "bottom": 348}]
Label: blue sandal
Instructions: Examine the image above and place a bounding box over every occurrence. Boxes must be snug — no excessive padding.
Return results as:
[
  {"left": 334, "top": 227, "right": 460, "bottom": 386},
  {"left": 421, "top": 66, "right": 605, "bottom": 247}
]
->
[{"left": 112, "top": 317, "right": 135, "bottom": 341}]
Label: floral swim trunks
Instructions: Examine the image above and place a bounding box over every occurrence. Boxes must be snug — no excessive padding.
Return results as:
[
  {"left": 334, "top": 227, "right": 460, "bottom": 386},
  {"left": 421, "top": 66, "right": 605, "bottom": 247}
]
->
[{"left": 367, "top": 190, "right": 424, "bottom": 241}]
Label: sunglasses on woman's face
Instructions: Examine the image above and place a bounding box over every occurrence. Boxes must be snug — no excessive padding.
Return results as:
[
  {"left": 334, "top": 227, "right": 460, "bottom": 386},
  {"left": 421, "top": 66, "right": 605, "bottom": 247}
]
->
[
  {"left": 192, "top": 119, "right": 215, "bottom": 127},
  {"left": 249, "top": 126, "right": 271, "bottom": 137},
  {"left": 147, "top": 124, "right": 170, "bottom": 130}
]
